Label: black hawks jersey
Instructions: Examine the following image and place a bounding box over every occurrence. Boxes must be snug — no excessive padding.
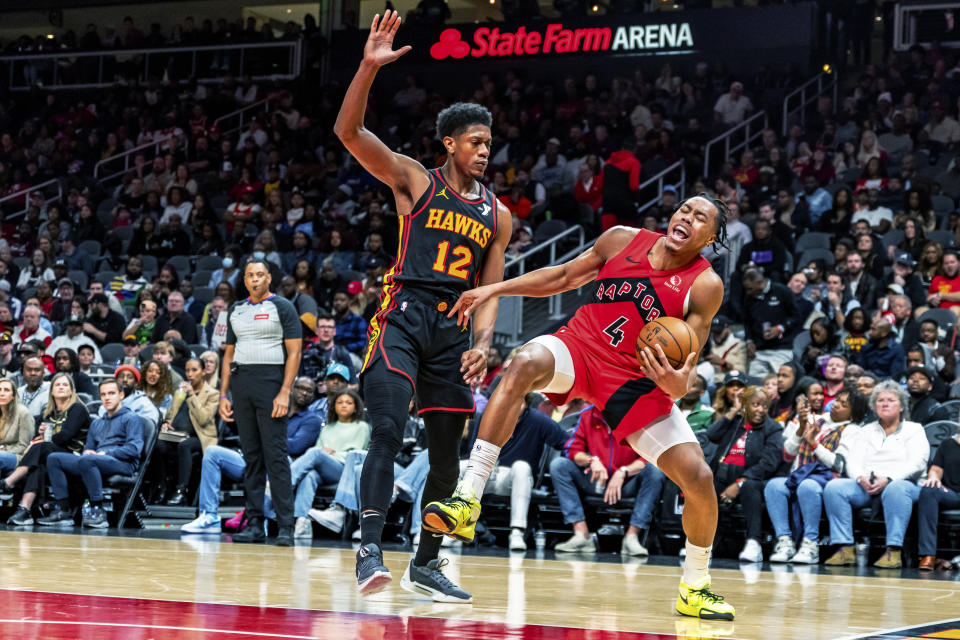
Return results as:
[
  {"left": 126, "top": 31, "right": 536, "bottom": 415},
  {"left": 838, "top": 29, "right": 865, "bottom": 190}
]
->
[{"left": 387, "top": 168, "right": 498, "bottom": 298}]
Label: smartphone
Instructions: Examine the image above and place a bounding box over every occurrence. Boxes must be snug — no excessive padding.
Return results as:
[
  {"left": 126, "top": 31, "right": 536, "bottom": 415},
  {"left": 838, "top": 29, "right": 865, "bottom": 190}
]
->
[{"left": 869, "top": 471, "right": 876, "bottom": 484}]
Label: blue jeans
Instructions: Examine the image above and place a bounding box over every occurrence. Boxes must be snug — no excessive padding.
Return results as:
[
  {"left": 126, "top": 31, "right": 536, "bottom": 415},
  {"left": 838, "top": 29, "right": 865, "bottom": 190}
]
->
[
  {"left": 46, "top": 452, "right": 134, "bottom": 503},
  {"left": 823, "top": 478, "right": 919, "bottom": 546},
  {"left": 197, "top": 446, "right": 246, "bottom": 515},
  {"left": 394, "top": 449, "right": 431, "bottom": 536},
  {"left": 917, "top": 485, "right": 960, "bottom": 556},
  {"left": 0, "top": 451, "right": 18, "bottom": 477},
  {"left": 549, "top": 456, "right": 665, "bottom": 530},
  {"left": 290, "top": 447, "right": 345, "bottom": 518},
  {"left": 332, "top": 449, "right": 429, "bottom": 536},
  {"left": 764, "top": 476, "right": 825, "bottom": 542}
]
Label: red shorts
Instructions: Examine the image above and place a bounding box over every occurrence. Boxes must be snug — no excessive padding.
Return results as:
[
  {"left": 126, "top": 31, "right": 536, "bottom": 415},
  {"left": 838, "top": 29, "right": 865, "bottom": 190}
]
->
[{"left": 541, "top": 328, "right": 675, "bottom": 444}]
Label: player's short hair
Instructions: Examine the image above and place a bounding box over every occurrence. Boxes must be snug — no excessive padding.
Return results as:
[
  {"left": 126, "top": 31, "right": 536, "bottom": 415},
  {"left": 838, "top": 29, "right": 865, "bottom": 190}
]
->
[{"left": 435, "top": 103, "right": 492, "bottom": 140}]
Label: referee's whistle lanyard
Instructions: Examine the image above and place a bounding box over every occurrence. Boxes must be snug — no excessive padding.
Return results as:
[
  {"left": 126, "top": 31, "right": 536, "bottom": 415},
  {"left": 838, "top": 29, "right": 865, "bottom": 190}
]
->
[{"left": 247, "top": 294, "right": 275, "bottom": 304}]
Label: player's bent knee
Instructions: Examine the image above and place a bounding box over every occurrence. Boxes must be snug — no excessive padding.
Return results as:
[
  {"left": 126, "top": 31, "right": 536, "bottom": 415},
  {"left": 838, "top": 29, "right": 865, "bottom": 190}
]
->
[{"left": 503, "top": 348, "right": 554, "bottom": 393}]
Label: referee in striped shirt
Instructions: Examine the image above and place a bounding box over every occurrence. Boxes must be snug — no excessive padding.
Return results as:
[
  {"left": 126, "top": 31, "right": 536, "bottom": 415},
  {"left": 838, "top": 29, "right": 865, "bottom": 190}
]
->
[{"left": 219, "top": 260, "right": 302, "bottom": 546}]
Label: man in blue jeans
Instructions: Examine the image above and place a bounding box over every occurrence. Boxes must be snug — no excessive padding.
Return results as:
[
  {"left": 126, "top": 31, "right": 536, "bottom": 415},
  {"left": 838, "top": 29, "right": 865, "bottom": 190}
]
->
[
  {"left": 307, "top": 448, "right": 432, "bottom": 541},
  {"left": 550, "top": 405, "right": 665, "bottom": 555},
  {"left": 39, "top": 379, "right": 144, "bottom": 528},
  {"left": 181, "top": 445, "right": 277, "bottom": 534}
]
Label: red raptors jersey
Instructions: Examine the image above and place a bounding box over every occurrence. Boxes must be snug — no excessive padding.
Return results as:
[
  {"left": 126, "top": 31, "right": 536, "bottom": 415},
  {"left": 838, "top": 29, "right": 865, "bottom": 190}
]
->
[{"left": 563, "top": 229, "right": 712, "bottom": 371}]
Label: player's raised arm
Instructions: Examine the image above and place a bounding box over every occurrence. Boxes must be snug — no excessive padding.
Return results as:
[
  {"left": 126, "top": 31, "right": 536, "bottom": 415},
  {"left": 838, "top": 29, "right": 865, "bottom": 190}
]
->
[
  {"left": 334, "top": 11, "right": 428, "bottom": 205},
  {"left": 449, "top": 225, "right": 636, "bottom": 326}
]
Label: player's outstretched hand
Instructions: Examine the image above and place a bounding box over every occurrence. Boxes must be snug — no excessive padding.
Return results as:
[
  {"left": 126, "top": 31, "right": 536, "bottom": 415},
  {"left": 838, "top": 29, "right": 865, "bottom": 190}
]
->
[
  {"left": 364, "top": 10, "right": 412, "bottom": 68},
  {"left": 638, "top": 344, "right": 696, "bottom": 399},
  {"left": 460, "top": 348, "right": 487, "bottom": 386},
  {"left": 448, "top": 285, "right": 495, "bottom": 327}
]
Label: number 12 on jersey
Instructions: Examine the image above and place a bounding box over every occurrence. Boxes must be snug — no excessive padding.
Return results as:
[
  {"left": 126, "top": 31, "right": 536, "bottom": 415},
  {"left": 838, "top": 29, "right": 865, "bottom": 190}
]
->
[{"left": 432, "top": 241, "right": 473, "bottom": 280}]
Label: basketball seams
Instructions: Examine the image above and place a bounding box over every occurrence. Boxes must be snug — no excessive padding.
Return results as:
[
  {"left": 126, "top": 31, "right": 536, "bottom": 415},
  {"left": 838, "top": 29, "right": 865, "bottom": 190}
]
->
[{"left": 636, "top": 317, "right": 699, "bottom": 369}]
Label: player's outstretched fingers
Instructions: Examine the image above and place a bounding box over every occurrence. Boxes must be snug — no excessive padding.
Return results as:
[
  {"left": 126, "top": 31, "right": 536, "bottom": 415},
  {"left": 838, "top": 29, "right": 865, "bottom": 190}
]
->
[
  {"left": 371, "top": 13, "right": 380, "bottom": 31},
  {"left": 681, "top": 351, "right": 697, "bottom": 372},
  {"left": 643, "top": 347, "right": 666, "bottom": 377}
]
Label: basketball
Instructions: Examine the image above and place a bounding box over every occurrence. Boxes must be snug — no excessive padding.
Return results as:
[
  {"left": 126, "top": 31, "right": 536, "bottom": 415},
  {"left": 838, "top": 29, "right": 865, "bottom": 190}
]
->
[{"left": 636, "top": 317, "right": 700, "bottom": 369}]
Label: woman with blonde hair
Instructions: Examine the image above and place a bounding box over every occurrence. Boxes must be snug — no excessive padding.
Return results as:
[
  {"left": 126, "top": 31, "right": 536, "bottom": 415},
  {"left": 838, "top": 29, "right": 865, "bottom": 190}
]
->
[
  {"left": 200, "top": 351, "right": 219, "bottom": 388},
  {"left": 0, "top": 378, "right": 35, "bottom": 480},
  {"left": 856, "top": 130, "right": 885, "bottom": 167},
  {"left": 1, "top": 372, "right": 90, "bottom": 525}
]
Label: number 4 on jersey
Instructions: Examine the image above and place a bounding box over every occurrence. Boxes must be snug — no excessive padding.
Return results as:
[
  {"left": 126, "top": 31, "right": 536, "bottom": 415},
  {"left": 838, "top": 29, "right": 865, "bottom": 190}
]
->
[{"left": 603, "top": 316, "right": 628, "bottom": 347}]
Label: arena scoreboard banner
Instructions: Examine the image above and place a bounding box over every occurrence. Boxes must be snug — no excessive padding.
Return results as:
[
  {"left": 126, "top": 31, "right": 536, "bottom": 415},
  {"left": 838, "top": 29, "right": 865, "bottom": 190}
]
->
[{"left": 331, "top": 3, "right": 816, "bottom": 80}]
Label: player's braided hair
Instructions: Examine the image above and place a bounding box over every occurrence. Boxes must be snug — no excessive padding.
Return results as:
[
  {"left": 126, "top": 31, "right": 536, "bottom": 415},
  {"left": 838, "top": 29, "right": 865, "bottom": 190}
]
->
[
  {"left": 698, "top": 192, "right": 729, "bottom": 252},
  {"left": 435, "top": 102, "right": 492, "bottom": 140}
]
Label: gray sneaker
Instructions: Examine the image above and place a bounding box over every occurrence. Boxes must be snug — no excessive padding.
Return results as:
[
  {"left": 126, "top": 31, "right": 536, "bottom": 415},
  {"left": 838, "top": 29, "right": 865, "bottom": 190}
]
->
[
  {"left": 82, "top": 505, "right": 108, "bottom": 529},
  {"left": 400, "top": 558, "right": 473, "bottom": 603}
]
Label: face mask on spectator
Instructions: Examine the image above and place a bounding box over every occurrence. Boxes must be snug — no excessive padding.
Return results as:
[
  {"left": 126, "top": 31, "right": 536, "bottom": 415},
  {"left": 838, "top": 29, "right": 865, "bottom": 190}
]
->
[
  {"left": 222, "top": 257, "right": 234, "bottom": 269},
  {"left": 252, "top": 251, "right": 265, "bottom": 261}
]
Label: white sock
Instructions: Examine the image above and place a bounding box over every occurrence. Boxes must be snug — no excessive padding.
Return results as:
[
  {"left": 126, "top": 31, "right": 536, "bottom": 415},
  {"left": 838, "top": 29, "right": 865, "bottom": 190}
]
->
[
  {"left": 682, "top": 541, "right": 712, "bottom": 585},
  {"left": 458, "top": 439, "right": 500, "bottom": 499}
]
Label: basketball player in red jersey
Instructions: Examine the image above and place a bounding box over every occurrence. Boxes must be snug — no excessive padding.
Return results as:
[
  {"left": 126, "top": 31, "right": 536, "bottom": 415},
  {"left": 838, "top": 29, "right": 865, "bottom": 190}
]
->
[
  {"left": 337, "top": 11, "right": 512, "bottom": 602},
  {"left": 424, "top": 195, "right": 735, "bottom": 620}
]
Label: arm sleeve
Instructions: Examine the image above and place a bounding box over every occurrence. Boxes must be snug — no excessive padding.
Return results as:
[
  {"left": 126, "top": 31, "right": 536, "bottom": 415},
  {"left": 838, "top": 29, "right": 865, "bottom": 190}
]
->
[
  {"left": 885, "top": 424, "right": 930, "bottom": 481},
  {"left": 629, "top": 158, "right": 641, "bottom": 191},
  {"left": 543, "top": 417, "right": 570, "bottom": 450},
  {"left": 744, "top": 422, "right": 785, "bottom": 481},
  {"left": 10, "top": 409, "right": 34, "bottom": 456},
  {"left": 705, "top": 416, "right": 732, "bottom": 443},
  {"left": 276, "top": 298, "right": 303, "bottom": 341},
  {"left": 51, "top": 404, "right": 90, "bottom": 449},
  {"left": 224, "top": 304, "right": 238, "bottom": 346},
  {"left": 782, "top": 421, "right": 802, "bottom": 460},
  {"left": 931, "top": 444, "right": 946, "bottom": 470},
  {"left": 186, "top": 392, "right": 218, "bottom": 432},
  {"left": 84, "top": 421, "right": 100, "bottom": 452},
  {"left": 564, "top": 420, "right": 588, "bottom": 461},
  {"left": 287, "top": 415, "right": 323, "bottom": 458}
]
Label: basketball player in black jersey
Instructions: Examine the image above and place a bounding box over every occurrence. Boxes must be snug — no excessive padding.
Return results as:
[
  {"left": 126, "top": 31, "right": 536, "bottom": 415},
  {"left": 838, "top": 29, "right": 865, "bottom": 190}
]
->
[{"left": 336, "top": 10, "right": 512, "bottom": 601}]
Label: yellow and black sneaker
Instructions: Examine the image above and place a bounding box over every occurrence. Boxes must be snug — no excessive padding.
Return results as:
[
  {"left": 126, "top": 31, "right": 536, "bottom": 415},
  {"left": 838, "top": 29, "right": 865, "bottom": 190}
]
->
[
  {"left": 421, "top": 488, "right": 480, "bottom": 542},
  {"left": 676, "top": 576, "right": 735, "bottom": 620}
]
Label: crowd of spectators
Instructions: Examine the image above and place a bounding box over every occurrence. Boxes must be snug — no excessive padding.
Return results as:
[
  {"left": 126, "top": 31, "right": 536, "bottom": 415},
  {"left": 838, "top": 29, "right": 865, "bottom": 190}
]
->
[{"left": 0, "top": 10, "right": 956, "bottom": 566}]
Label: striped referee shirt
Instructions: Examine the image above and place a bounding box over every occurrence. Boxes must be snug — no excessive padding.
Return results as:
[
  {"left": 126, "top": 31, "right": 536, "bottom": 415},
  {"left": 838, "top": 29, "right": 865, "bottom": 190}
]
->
[{"left": 225, "top": 295, "right": 301, "bottom": 365}]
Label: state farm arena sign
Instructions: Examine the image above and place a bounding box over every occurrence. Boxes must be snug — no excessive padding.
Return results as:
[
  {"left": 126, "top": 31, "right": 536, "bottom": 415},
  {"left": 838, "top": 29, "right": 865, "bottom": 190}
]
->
[
  {"left": 330, "top": 4, "right": 816, "bottom": 77},
  {"left": 429, "top": 22, "right": 694, "bottom": 60}
]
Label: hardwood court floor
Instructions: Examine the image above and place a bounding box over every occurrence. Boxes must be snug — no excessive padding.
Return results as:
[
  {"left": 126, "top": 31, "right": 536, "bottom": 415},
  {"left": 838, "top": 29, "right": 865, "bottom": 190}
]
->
[{"left": 0, "top": 530, "right": 957, "bottom": 639}]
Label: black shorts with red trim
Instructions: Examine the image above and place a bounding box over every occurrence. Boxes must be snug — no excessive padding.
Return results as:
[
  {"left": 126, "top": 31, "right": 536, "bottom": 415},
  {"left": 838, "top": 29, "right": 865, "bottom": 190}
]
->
[{"left": 360, "top": 287, "right": 474, "bottom": 415}]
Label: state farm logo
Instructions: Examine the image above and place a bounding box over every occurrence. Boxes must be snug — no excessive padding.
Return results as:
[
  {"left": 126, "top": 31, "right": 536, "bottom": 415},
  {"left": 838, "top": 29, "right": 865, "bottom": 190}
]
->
[
  {"left": 431, "top": 28, "right": 470, "bottom": 59},
  {"left": 429, "top": 22, "right": 693, "bottom": 61},
  {"left": 666, "top": 274, "right": 682, "bottom": 292}
]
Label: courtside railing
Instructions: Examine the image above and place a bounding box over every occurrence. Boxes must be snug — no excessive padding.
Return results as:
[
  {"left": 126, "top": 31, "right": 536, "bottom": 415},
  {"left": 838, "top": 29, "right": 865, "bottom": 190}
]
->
[
  {"left": 0, "top": 40, "right": 302, "bottom": 91},
  {"left": 782, "top": 71, "right": 839, "bottom": 136},
  {"left": 636, "top": 159, "right": 686, "bottom": 217},
  {"left": 213, "top": 95, "right": 279, "bottom": 137},
  {"left": 93, "top": 134, "right": 186, "bottom": 184},
  {"left": 494, "top": 224, "right": 586, "bottom": 344},
  {"left": 1, "top": 178, "right": 62, "bottom": 221},
  {"left": 703, "top": 110, "right": 769, "bottom": 178}
]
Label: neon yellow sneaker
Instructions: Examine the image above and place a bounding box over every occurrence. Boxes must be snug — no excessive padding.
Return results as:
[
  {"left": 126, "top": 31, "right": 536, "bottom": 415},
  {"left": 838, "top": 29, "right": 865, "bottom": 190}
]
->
[
  {"left": 676, "top": 576, "right": 735, "bottom": 620},
  {"left": 421, "top": 488, "right": 480, "bottom": 542}
]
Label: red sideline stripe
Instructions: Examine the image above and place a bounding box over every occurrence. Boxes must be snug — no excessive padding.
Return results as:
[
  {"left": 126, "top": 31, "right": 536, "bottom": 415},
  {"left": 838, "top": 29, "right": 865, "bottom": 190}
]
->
[{"left": 0, "top": 589, "right": 693, "bottom": 640}]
